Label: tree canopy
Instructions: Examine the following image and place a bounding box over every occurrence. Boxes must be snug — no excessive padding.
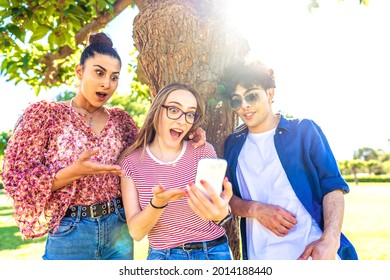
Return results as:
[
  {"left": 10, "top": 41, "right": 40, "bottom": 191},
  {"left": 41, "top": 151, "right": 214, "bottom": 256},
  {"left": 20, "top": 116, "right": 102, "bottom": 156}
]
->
[
  {"left": 0, "top": 0, "right": 368, "bottom": 95},
  {"left": 0, "top": 0, "right": 134, "bottom": 94}
]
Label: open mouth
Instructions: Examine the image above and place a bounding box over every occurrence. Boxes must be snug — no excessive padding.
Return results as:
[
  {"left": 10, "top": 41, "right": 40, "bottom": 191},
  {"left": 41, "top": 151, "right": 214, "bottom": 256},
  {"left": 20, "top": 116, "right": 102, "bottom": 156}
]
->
[
  {"left": 96, "top": 92, "right": 108, "bottom": 100},
  {"left": 170, "top": 128, "right": 183, "bottom": 139}
]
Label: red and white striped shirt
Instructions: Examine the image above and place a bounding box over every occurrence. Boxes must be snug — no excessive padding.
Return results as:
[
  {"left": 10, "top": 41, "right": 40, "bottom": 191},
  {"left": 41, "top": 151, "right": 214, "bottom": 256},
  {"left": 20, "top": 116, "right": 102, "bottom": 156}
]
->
[{"left": 121, "top": 141, "right": 226, "bottom": 250}]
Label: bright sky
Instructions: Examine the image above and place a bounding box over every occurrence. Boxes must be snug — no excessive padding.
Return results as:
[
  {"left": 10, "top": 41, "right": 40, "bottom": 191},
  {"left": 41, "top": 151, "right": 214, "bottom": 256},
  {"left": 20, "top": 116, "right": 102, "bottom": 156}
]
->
[{"left": 1, "top": 0, "right": 389, "bottom": 160}]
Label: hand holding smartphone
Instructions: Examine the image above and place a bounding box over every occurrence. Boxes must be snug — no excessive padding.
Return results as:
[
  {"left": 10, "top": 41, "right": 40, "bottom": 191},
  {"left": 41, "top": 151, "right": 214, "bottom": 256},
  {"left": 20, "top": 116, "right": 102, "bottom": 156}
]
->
[{"left": 195, "top": 158, "right": 227, "bottom": 195}]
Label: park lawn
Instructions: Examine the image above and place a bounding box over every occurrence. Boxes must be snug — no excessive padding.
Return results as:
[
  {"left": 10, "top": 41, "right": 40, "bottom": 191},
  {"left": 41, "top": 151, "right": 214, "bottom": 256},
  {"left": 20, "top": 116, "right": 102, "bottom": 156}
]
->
[
  {"left": 0, "top": 189, "right": 149, "bottom": 260},
  {"left": 1, "top": 183, "right": 389, "bottom": 260},
  {"left": 343, "top": 183, "right": 390, "bottom": 260},
  {"left": 0, "top": 191, "right": 46, "bottom": 260}
]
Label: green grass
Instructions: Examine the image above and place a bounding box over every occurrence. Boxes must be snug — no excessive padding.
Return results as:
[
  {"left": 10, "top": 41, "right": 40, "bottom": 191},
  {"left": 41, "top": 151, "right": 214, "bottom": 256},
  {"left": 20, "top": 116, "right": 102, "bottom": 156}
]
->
[
  {"left": 0, "top": 192, "right": 47, "bottom": 259},
  {"left": 343, "top": 183, "right": 390, "bottom": 260},
  {"left": 0, "top": 189, "right": 149, "bottom": 260},
  {"left": 1, "top": 183, "right": 389, "bottom": 260}
]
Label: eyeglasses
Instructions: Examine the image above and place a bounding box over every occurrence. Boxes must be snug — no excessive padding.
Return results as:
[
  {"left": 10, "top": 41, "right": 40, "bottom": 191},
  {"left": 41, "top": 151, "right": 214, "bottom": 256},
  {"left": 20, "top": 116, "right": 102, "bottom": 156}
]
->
[
  {"left": 229, "top": 91, "right": 264, "bottom": 110},
  {"left": 161, "top": 105, "right": 200, "bottom": 124}
]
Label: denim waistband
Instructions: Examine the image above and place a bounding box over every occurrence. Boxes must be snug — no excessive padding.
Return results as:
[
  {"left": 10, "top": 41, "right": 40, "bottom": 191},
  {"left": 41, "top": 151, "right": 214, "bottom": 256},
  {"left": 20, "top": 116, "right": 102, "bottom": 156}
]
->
[{"left": 172, "top": 235, "right": 227, "bottom": 251}]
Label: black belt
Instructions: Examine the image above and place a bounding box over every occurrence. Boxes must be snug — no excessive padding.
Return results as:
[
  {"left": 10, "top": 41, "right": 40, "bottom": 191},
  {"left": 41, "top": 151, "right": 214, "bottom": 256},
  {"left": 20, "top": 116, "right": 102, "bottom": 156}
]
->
[
  {"left": 173, "top": 235, "right": 227, "bottom": 251},
  {"left": 64, "top": 197, "right": 123, "bottom": 218}
]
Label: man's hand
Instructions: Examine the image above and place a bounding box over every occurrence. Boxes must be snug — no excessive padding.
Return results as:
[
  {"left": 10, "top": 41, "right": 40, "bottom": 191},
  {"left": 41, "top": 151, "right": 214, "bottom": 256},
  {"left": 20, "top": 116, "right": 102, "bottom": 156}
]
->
[
  {"left": 188, "top": 127, "right": 206, "bottom": 148},
  {"left": 253, "top": 203, "right": 298, "bottom": 237},
  {"left": 297, "top": 236, "right": 340, "bottom": 260}
]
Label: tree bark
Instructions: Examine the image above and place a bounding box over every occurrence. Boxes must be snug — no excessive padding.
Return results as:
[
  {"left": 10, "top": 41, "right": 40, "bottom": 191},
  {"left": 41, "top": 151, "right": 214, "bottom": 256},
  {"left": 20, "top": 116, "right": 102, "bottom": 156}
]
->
[{"left": 133, "top": 0, "right": 249, "bottom": 259}]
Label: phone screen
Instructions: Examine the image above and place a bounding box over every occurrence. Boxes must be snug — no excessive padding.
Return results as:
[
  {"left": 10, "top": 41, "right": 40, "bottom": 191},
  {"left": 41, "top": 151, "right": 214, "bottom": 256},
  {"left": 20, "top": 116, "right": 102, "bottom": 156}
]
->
[{"left": 195, "top": 158, "right": 227, "bottom": 194}]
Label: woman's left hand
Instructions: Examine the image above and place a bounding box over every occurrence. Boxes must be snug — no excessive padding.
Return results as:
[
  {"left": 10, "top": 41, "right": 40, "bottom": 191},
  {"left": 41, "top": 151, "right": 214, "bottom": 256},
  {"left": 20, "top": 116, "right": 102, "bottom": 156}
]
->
[
  {"left": 188, "top": 127, "right": 206, "bottom": 148},
  {"left": 187, "top": 177, "right": 232, "bottom": 222},
  {"left": 151, "top": 184, "right": 187, "bottom": 207}
]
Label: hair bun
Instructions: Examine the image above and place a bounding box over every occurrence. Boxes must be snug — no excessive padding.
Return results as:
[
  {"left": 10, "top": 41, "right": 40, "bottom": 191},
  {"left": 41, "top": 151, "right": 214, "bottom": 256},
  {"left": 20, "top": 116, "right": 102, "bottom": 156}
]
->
[{"left": 88, "top": 32, "right": 113, "bottom": 47}]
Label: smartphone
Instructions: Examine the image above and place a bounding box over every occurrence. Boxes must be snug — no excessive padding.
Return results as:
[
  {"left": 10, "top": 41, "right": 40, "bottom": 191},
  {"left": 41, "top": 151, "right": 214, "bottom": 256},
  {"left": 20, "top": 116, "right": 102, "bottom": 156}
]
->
[{"left": 195, "top": 158, "right": 227, "bottom": 194}]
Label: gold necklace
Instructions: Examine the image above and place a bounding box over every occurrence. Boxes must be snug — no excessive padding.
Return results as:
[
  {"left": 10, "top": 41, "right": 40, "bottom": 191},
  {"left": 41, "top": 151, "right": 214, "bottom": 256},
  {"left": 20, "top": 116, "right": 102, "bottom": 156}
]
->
[{"left": 70, "top": 98, "right": 105, "bottom": 126}]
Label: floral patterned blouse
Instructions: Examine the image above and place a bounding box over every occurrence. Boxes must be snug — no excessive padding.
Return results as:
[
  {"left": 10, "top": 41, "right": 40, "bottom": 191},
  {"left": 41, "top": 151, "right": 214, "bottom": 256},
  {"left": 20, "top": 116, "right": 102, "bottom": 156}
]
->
[{"left": 2, "top": 100, "right": 138, "bottom": 239}]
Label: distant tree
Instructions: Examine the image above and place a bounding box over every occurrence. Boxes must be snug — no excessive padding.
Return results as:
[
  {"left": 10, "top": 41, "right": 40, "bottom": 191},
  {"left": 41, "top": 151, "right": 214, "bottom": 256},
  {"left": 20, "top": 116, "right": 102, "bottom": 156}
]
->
[
  {"left": 338, "top": 160, "right": 351, "bottom": 175},
  {"left": 0, "top": 155, "right": 3, "bottom": 189},
  {"left": 349, "top": 159, "right": 365, "bottom": 185},
  {"left": 0, "top": 131, "right": 11, "bottom": 156},
  {"left": 379, "top": 152, "right": 390, "bottom": 163},
  {"left": 108, "top": 89, "right": 150, "bottom": 128},
  {"left": 55, "top": 90, "right": 76, "bottom": 102},
  {"left": 382, "top": 160, "right": 390, "bottom": 174},
  {"left": 353, "top": 147, "right": 379, "bottom": 161},
  {"left": 365, "top": 160, "right": 379, "bottom": 176}
]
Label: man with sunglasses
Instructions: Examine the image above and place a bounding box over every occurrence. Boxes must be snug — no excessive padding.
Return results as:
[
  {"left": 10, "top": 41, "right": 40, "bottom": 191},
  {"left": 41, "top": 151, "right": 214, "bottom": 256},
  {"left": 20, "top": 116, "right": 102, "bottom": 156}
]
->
[{"left": 220, "top": 60, "right": 357, "bottom": 260}]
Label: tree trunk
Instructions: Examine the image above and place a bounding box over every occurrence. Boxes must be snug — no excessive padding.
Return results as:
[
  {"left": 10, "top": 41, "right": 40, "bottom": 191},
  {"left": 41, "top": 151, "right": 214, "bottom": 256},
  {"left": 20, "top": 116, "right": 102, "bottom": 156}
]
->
[
  {"left": 133, "top": 0, "right": 249, "bottom": 259},
  {"left": 353, "top": 171, "right": 359, "bottom": 185}
]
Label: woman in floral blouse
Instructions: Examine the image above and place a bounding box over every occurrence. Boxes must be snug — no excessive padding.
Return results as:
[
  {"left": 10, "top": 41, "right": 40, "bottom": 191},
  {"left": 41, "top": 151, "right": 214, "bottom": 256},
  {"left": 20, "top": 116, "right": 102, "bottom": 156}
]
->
[
  {"left": 2, "top": 32, "right": 205, "bottom": 260},
  {"left": 2, "top": 32, "right": 138, "bottom": 260}
]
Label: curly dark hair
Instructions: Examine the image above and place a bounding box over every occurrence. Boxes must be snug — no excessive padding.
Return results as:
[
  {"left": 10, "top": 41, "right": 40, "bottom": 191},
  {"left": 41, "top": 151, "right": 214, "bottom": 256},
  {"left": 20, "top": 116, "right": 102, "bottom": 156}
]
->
[{"left": 219, "top": 60, "right": 275, "bottom": 99}]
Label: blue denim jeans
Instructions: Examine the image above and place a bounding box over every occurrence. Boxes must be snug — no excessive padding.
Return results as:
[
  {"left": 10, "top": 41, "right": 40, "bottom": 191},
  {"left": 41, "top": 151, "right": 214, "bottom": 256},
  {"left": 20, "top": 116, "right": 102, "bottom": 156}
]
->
[
  {"left": 43, "top": 205, "right": 133, "bottom": 260},
  {"left": 147, "top": 240, "right": 232, "bottom": 260}
]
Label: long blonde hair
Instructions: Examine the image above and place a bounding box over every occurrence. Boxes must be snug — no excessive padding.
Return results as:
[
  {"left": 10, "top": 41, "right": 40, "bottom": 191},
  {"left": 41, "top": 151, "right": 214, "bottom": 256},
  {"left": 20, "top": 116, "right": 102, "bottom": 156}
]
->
[{"left": 118, "top": 83, "right": 205, "bottom": 164}]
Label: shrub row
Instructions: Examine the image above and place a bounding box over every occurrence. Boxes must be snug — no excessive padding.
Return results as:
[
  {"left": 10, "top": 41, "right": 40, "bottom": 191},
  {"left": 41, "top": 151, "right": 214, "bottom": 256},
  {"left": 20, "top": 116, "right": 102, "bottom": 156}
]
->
[{"left": 343, "top": 175, "right": 390, "bottom": 183}]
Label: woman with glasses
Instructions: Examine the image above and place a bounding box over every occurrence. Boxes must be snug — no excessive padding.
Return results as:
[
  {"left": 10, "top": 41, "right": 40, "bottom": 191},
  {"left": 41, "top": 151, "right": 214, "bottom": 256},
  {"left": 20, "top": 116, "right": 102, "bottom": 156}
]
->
[{"left": 118, "top": 83, "right": 233, "bottom": 260}]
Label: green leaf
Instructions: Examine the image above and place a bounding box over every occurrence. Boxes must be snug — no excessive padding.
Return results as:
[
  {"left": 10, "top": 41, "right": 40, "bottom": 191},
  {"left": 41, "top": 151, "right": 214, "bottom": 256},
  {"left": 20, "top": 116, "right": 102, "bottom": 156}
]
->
[
  {"left": 34, "top": 87, "right": 40, "bottom": 96},
  {"left": 56, "top": 32, "right": 66, "bottom": 46},
  {"left": 67, "top": 13, "right": 82, "bottom": 30},
  {"left": 45, "top": 5, "right": 55, "bottom": 17},
  {"left": 0, "top": 0, "right": 10, "bottom": 6},
  {"left": 21, "top": 55, "right": 30, "bottom": 68},
  {"left": 6, "top": 24, "right": 23, "bottom": 41},
  {"left": 207, "top": 97, "right": 218, "bottom": 107},
  {"left": 97, "top": 0, "right": 107, "bottom": 11},
  {"left": 1, "top": 39, "right": 10, "bottom": 48},
  {"left": 0, "top": 9, "right": 11, "bottom": 18},
  {"left": 25, "top": 8, "right": 33, "bottom": 18},
  {"left": 23, "top": 19, "right": 35, "bottom": 31},
  {"left": 29, "top": 25, "right": 51, "bottom": 43},
  {"left": 0, "top": 59, "right": 8, "bottom": 74}
]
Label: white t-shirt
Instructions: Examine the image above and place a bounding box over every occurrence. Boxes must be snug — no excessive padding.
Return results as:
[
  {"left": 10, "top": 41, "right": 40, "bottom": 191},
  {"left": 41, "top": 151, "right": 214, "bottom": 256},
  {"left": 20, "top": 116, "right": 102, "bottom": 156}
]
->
[{"left": 236, "top": 129, "right": 323, "bottom": 260}]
